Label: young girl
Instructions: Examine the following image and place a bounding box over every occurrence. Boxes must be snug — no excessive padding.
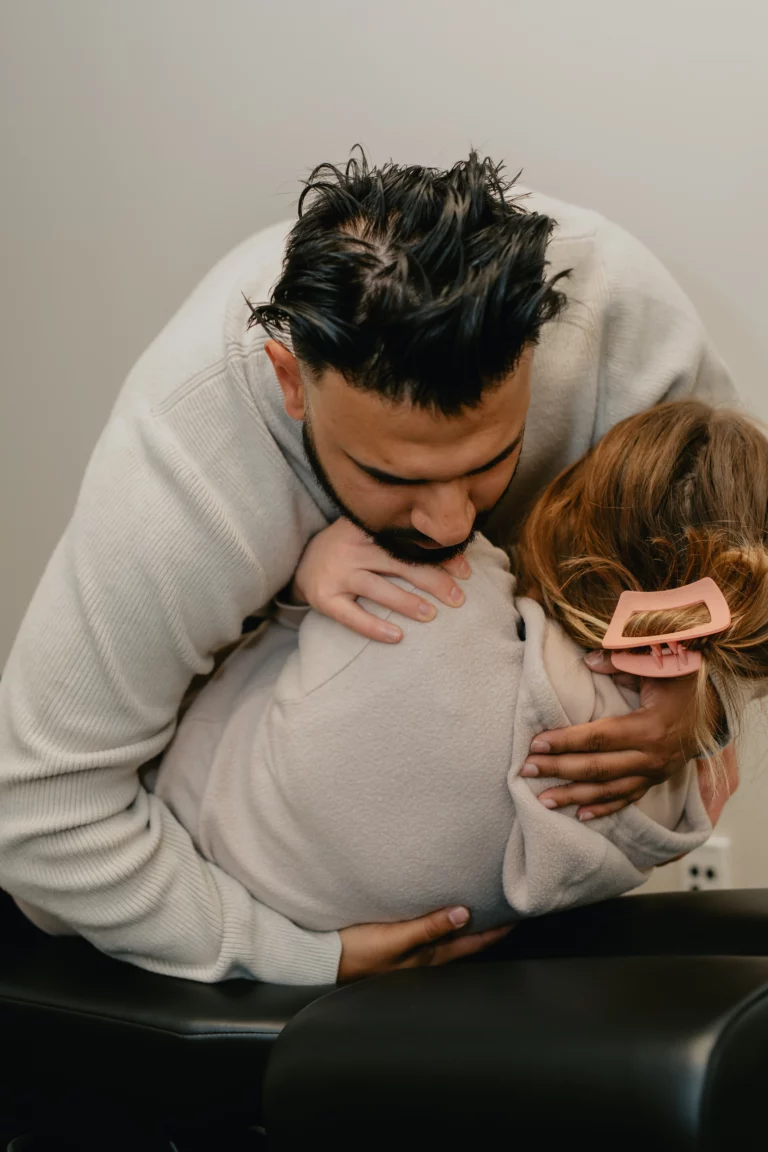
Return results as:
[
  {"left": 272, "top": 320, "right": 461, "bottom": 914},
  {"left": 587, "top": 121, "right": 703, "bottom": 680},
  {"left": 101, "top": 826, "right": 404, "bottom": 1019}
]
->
[{"left": 155, "top": 399, "right": 765, "bottom": 983}]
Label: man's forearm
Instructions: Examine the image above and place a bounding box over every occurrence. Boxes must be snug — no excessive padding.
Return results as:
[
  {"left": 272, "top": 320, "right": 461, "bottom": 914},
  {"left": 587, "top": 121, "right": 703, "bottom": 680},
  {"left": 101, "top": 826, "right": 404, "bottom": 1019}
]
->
[{"left": 0, "top": 760, "right": 340, "bottom": 984}]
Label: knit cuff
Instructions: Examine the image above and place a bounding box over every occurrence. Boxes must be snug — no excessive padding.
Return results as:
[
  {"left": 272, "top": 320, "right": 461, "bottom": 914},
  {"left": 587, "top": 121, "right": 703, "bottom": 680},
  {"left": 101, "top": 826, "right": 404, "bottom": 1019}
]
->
[{"left": 253, "top": 920, "right": 343, "bottom": 986}]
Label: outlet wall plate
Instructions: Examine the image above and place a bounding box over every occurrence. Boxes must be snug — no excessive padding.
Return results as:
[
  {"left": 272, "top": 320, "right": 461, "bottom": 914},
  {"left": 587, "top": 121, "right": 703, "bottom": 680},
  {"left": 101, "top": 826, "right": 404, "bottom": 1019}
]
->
[{"left": 680, "top": 834, "right": 732, "bottom": 891}]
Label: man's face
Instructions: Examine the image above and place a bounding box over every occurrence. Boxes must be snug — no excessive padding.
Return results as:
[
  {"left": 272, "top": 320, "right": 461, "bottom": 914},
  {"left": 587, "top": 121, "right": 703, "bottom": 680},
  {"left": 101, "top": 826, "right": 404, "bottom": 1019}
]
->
[{"left": 266, "top": 341, "right": 531, "bottom": 565}]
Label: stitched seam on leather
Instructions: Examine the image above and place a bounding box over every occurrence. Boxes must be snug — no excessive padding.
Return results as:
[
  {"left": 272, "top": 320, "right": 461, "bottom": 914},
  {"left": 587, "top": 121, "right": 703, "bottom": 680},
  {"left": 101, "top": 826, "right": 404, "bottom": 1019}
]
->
[{"left": 0, "top": 993, "right": 282, "bottom": 1040}]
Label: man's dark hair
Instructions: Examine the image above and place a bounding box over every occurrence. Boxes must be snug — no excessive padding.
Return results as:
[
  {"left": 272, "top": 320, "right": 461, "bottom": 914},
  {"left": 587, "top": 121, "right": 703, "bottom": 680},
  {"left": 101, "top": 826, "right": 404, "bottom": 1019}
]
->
[{"left": 248, "top": 147, "right": 568, "bottom": 415}]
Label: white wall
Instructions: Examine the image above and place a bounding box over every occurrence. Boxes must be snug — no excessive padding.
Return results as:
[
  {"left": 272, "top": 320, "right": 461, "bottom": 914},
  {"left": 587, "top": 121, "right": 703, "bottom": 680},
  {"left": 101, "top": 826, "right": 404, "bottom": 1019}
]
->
[{"left": 1, "top": 0, "right": 766, "bottom": 883}]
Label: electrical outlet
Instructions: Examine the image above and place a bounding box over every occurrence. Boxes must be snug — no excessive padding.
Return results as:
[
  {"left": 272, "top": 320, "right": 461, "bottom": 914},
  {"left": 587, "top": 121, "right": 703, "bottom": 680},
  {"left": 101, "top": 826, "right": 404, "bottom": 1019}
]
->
[{"left": 680, "top": 835, "right": 732, "bottom": 891}]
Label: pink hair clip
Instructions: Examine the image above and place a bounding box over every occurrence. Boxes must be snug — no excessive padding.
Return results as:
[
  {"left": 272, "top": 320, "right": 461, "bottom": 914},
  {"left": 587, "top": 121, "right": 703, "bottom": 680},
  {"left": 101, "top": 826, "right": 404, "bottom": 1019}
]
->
[{"left": 601, "top": 577, "right": 731, "bottom": 678}]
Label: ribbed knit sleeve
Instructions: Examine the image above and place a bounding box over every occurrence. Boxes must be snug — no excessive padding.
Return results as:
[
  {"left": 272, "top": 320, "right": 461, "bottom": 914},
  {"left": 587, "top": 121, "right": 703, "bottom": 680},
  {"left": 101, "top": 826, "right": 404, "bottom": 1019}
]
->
[
  {"left": 593, "top": 216, "right": 739, "bottom": 438},
  {"left": 0, "top": 362, "right": 340, "bottom": 984}
]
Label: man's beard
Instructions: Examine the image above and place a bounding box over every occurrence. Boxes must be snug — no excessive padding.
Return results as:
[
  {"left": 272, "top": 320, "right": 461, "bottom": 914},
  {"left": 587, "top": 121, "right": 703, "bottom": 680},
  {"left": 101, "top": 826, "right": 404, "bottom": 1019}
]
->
[{"left": 302, "top": 419, "right": 517, "bottom": 566}]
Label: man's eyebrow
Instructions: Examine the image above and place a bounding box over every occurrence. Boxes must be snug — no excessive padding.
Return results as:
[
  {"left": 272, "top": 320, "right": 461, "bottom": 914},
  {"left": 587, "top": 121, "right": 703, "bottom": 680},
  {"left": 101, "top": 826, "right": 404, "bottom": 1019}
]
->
[{"left": 348, "top": 426, "right": 526, "bottom": 486}]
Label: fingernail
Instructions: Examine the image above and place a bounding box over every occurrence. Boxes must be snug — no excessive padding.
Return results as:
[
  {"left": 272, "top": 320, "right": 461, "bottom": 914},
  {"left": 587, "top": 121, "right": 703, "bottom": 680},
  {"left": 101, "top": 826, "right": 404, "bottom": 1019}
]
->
[
  {"left": 578, "top": 811, "right": 595, "bottom": 822},
  {"left": 530, "top": 740, "right": 550, "bottom": 753},
  {"left": 584, "top": 651, "right": 603, "bottom": 667},
  {"left": 539, "top": 798, "right": 557, "bottom": 809},
  {"left": 457, "top": 559, "right": 471, "bottom": 578},
  {"left": 384, "top": 624, "right": 401, "bottom": 641},
  {"left": 417, "top": 602, "right": 436, "bottom": 620},
  {"left": 450, "top": 587, "right": 465, "bottom": 605},
  {"left": 520, "top": 762, "right": 539, "bottom": 778},
  {"left": 448, "top": 906, "right": 470, "bottom": 927}
]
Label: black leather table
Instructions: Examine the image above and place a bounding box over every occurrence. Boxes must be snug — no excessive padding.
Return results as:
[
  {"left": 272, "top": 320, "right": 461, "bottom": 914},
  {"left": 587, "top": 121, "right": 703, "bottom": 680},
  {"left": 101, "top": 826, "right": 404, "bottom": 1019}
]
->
[
  {"left": 265, "top": 954, "right": 768, "bottom": 1150},
  {"left": 2, "top": 890, "right": 768, "bottom": 1148},
  {"left": 0, "top": 893, "right": 325, "bottom": 1143}
]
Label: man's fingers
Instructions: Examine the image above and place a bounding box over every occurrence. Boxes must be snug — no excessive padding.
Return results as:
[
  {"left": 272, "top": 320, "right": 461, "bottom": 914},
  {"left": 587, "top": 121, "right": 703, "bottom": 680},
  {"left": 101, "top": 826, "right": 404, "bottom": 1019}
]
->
[
  {"left": 329, "top": 598, "right": 403, "bottom": 644},
  {"left": 386, "top": 905, "right": 471, "bottom": 960},
  {"left": 577, "top": 798, "right": 632, "bottom": 820},
  {"left": 537, "top": 776, "right": 651, "bottom": 811},
  {"left": 351, "top": 572, "right": 438, "bottom": 624},
  {"left": 528, "top": 713, "right": 655, "bottom": 759},
  {"left": 398, "top": 924, "right": 514, "bottom": 969},
  {"left": 429, "top": 924, "right": 515, "bottom": 965},
  {"left": 575, "top": 792, "right": 650, "bottom": 820},
  {"left": 341, "top": 911, "right": 511, "bottom": 981},
  {"left": 521, "top": 749, "right": 649, "bottom": 784}
]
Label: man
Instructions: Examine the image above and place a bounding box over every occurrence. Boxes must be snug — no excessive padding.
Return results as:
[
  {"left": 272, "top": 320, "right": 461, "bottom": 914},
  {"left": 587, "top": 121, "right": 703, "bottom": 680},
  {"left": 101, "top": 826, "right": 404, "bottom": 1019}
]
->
[{"left": 0, "top": 150, "right": 737, "bottom": 984}]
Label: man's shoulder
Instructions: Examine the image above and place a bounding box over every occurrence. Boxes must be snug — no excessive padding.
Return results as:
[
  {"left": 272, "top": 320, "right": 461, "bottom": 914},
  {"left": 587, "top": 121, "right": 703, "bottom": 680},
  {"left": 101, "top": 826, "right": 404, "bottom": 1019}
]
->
[
  {"left": 517, "top": 186, "right": 604, "bottom": 244},
  {"left": 112, "top": 219, "right": 293, "bottom": 417},
  {"left": 514, "top": 597, "right": 596, "bottom": 728},
  {"left": 518, "top": 186, "right": 660, "bottom": 286},
  {"left": 223, "top": 218, "right": 294, "bottom": 303},
  {"left": 283, "top": 536, "right": 519, "bottom": 704}
]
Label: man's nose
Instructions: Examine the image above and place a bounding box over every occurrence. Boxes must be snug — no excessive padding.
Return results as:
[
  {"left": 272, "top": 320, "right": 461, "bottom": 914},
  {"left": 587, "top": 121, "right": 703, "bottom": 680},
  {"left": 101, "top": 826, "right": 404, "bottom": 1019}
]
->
[{"left": 411, "top": 483, "right": 475, "bottom": 546}]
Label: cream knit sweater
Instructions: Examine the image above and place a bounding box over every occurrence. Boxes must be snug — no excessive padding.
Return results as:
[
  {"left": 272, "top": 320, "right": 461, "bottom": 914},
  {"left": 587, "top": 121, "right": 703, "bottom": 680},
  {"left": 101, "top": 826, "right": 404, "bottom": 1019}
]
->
[{"left": 0, "top": 190, "right": 736, "bottom": 984}]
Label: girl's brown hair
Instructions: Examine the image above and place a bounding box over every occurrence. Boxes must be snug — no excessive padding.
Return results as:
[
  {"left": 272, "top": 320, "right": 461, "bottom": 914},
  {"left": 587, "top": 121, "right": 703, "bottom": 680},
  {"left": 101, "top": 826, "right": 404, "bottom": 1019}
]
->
[{"left": 516, "top": 400, "right": 768, "bottom": 763}]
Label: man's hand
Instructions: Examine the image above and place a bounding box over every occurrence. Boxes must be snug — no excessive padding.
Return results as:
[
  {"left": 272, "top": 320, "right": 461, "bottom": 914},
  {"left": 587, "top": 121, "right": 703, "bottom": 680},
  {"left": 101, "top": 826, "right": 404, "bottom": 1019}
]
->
[
  {"left": 520, "top": 652, "right": 724, "bottom": 820},
  {"left": 292, "top": 518, "right": 471, "bottom": 643},
  {"left": 338, "top": 906, "right": 514, "bottom": 983}
]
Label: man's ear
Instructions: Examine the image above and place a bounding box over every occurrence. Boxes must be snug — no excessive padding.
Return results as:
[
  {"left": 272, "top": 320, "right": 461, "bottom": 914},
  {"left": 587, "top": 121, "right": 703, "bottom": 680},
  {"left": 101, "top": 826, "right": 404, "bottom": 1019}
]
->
[{"left": 264, "top": 339, "right": 306, "bottom": 420}]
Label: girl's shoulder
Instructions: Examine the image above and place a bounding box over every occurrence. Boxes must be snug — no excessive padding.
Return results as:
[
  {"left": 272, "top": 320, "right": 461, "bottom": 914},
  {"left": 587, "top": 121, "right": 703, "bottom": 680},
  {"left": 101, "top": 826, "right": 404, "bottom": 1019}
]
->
[{"left": 282, "top": 534, "right": 521, "bottom": 702}]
